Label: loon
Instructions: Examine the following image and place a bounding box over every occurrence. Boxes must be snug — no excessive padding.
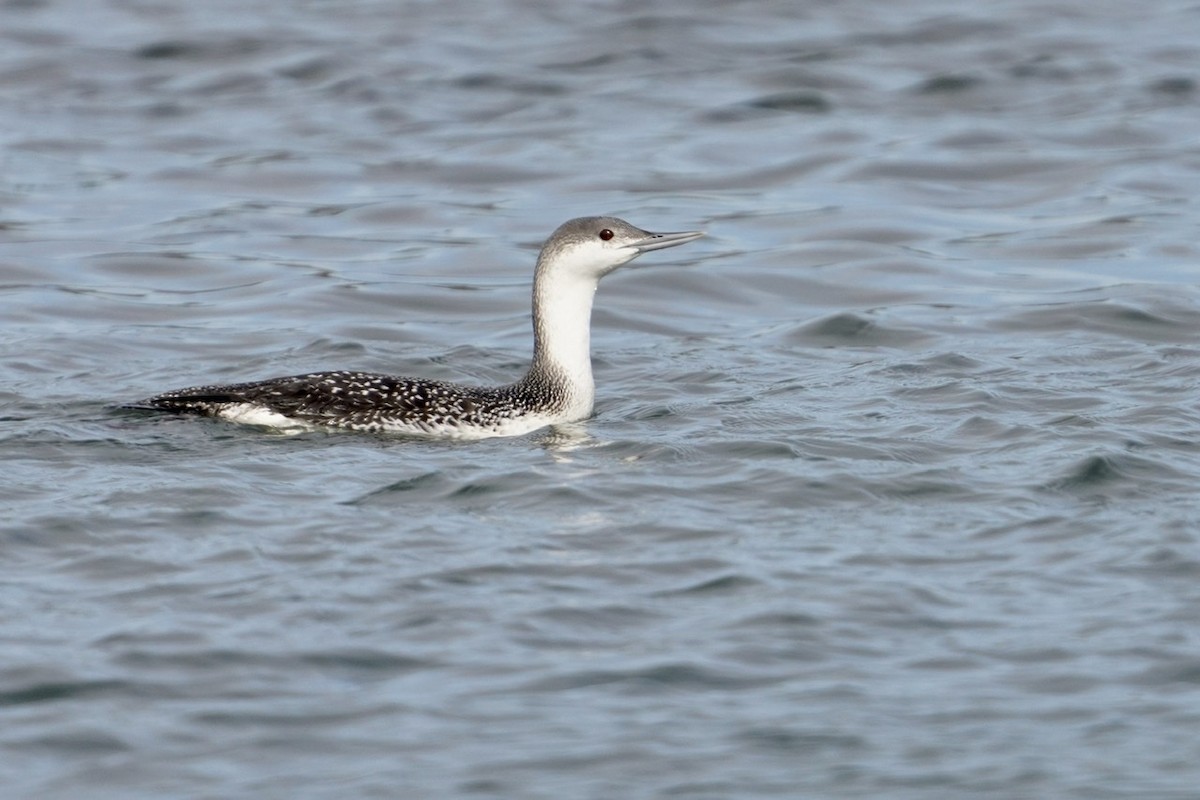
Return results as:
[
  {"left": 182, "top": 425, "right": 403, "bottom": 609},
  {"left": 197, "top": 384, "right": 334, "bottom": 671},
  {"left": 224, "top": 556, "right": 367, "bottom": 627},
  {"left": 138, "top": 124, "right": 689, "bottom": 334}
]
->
[{"left": 130, "top": 216, "right": 705, "bottom": 438}]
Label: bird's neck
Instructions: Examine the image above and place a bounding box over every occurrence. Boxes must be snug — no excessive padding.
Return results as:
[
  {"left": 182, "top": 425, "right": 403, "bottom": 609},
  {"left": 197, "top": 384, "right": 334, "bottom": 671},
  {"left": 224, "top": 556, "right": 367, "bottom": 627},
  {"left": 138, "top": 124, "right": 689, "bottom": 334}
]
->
[{"left": 525, "top": 266, "right": 599, "bottom": 419}]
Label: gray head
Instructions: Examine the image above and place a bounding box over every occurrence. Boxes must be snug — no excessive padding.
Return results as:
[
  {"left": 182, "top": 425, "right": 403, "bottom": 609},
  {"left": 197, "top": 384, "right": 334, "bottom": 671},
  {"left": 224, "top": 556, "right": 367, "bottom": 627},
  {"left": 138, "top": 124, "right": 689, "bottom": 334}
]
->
[{"left": 535, "top": 216, "right": 704, "bottom": 282}]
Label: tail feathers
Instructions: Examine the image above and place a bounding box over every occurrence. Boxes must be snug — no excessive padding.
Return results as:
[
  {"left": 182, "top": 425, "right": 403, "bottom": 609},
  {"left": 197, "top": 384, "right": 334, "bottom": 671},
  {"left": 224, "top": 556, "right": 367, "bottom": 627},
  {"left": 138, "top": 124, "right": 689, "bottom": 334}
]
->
[{"left": 123, "top": 391, "right": 245, "bottom": 414}]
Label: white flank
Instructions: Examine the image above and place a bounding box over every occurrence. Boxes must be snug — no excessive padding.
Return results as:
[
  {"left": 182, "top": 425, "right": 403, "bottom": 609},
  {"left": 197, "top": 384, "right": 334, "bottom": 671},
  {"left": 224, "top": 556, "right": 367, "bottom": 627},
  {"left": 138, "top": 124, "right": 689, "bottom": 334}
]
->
[{"left": 217, "top": 403, "right": 316, "bottom": 431}]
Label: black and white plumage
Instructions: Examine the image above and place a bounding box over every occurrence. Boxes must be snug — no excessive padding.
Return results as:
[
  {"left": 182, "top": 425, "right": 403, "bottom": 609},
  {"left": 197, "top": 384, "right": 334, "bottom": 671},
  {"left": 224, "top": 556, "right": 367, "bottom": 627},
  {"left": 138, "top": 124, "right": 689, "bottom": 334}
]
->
[{"left": 130, "top": 217, "right": 705, "bottom": 438}]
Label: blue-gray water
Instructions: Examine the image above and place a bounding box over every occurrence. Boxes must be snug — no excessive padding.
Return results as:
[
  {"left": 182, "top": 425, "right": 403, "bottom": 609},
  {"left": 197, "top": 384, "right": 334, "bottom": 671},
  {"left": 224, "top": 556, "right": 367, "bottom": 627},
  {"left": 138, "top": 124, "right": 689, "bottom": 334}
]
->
[{"left": 4, "top": 1, "right": 1200, "bottom": 797}]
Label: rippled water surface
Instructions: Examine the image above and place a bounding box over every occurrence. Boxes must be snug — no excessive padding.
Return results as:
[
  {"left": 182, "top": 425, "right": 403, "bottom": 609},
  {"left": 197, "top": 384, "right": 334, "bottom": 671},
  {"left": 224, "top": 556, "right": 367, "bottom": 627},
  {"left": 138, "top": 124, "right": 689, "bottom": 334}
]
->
[{"left": 4, "top": 1, "right": 1200, "bottom": 797}]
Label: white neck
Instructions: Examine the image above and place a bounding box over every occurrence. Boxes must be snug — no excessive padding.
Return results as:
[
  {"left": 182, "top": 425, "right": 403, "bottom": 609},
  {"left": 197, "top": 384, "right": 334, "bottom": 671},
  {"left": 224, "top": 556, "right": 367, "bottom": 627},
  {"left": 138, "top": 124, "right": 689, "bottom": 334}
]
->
[{"left": 526, "top": 264, "right": 600, "bottom": 419}]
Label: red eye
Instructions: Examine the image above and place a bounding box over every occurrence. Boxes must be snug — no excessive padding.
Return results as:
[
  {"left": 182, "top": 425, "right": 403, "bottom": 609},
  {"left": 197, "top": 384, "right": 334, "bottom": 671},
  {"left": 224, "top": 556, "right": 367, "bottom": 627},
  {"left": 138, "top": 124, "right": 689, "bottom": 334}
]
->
[{"left": 598, "top": 229, "right": 614, "bottom": 241}]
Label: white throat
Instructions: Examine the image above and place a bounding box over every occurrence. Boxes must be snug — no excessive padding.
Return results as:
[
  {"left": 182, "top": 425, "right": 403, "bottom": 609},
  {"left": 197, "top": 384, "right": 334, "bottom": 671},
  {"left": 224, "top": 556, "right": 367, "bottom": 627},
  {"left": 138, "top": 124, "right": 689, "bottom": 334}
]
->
[
  {"left": 529, "top": 270, "right": 599, "bottom": 416},
  {"left": 527, "top": 256, "right": 612, "bottom": 419}
]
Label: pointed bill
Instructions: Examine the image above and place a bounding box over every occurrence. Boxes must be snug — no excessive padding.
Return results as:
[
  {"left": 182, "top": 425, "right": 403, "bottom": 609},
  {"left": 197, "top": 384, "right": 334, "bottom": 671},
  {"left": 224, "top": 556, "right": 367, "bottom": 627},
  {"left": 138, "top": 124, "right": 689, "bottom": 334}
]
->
[{"left": 628, "top": 229, "right": 705, "bottom": 253}]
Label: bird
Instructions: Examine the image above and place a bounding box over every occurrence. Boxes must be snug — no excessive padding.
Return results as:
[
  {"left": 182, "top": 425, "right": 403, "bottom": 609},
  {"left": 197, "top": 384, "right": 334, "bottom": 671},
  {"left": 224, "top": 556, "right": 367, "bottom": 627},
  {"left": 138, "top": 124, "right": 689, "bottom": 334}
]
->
[{"left": 128, "top": 216, "right": 705, "bottom": 439}]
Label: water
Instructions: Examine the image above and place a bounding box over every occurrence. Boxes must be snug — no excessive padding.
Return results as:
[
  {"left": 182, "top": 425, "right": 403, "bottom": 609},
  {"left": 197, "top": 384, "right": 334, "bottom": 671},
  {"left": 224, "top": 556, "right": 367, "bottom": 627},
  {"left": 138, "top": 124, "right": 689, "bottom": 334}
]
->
[{"left": 4, "top": 0, "right": 1200, "bottom": 797}]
